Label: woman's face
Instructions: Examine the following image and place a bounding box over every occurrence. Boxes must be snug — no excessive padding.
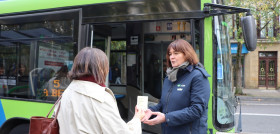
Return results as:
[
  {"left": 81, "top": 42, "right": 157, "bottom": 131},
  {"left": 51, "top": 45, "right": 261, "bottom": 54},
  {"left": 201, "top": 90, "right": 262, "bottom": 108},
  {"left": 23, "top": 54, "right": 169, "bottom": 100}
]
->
[{"left": 169, "top": 48, "right": 186, "bottom": 68}]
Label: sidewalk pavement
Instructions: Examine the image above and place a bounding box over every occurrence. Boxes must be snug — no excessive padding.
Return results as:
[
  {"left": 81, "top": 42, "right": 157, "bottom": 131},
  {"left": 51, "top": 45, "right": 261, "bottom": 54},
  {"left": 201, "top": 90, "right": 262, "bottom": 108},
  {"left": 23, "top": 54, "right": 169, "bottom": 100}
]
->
[{"left": 237, "top": 88, "right": 280, "bottom": 99}]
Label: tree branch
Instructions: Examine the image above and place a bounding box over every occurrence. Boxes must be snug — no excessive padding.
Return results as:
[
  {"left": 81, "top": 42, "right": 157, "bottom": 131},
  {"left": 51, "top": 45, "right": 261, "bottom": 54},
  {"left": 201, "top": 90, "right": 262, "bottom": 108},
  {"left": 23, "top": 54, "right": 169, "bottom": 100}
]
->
[{"left": 259, "top": 19, "right": 272, "bottom": 31}]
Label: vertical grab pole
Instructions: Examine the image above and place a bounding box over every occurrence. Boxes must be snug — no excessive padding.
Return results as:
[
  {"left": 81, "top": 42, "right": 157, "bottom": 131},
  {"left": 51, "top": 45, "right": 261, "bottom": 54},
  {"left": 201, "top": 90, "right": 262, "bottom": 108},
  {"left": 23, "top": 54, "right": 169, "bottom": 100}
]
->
[
  {"left": 190, "top": 19, "right": 196, "bottom": 49},
  {"left": 236, "top": 97, "right": 242, "bottom": 132}
]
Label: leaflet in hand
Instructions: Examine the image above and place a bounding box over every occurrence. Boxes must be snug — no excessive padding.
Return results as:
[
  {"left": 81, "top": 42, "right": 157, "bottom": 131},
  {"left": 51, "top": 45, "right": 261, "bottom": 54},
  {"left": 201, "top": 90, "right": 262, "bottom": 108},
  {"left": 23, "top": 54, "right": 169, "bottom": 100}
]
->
[{"left": 137, "top": 96, "right": 148, "bottom": 110}]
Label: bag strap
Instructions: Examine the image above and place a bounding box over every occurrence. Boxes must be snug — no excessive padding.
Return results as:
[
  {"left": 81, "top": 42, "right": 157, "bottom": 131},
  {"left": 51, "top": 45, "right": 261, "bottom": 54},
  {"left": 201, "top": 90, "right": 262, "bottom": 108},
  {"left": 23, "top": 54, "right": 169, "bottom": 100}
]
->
[
  {"left": 49, "top": 100, "right": 61, "bottom": 126},
  {"left": 46, "top": 95, "right": 62, "bottom": 118}
]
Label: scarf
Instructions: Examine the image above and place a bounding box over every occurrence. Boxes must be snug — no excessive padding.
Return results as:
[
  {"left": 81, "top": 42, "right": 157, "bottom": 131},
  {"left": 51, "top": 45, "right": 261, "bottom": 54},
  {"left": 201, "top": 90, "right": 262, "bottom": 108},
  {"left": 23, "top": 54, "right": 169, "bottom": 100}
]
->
[
  {"left": 78, "top": 75, "right": 106, "bottom": 87},
  {"left": 166, "top": 61, "right": 189, "bottom": 82}
]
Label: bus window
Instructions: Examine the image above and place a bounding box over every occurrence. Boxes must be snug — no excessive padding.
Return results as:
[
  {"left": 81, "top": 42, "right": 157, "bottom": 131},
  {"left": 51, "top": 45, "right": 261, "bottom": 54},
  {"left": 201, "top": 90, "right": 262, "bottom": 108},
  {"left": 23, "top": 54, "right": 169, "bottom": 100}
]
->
[
  {"left": 0, "top": 39, "right": 30, "bottom": 98},
  {"left": 110, "top": 41, "right": 126, "bottom": 85},
  {"left": 32, "top": 40, "right": 74, "bottom": 101},
  {"left": 0, "top": 19, "right": 76, "bottom": 101},
  {"left": 214, "top": 15, "right": 235, "bottom": 130}
]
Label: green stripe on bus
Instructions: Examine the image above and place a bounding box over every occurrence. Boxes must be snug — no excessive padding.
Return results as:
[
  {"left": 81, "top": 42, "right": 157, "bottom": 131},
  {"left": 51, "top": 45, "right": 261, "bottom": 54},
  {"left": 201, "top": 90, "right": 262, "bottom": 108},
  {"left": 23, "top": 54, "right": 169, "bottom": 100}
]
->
[
  {"left": 204, "top": 16, "right": 215, "bottom": 134},
  {"left": 1, "top": 99, "right": 53, "bottom": 119},
  {"left": 0, "top": 0, "right": 125, "bottom": 14},
  {"left": 201, "top": 0, "right": 214, "bottom": 133}
]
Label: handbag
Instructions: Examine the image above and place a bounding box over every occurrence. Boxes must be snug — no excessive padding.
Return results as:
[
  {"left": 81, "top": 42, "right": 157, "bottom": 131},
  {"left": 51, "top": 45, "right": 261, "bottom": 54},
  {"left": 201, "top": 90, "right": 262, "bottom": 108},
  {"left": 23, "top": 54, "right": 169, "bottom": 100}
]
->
[{"left": 29, "top": 96, "right": 62, "bottom": 134}]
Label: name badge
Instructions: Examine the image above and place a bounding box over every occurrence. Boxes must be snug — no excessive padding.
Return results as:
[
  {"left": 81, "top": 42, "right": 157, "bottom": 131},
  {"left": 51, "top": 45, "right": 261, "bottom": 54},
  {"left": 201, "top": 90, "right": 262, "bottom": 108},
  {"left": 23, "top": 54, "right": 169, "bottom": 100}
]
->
[
  {"left": 177, "top": 88, "right": 183, "bottom": 91},
  {"left": 177, "top": 84, "right": 185, "bottom": 87}
]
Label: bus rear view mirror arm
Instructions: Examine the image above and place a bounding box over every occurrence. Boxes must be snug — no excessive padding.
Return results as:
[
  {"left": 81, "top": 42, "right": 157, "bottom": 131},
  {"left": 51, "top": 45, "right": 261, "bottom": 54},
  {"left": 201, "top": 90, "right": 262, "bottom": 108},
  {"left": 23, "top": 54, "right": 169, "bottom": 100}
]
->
[{"left": 204, "top": 3, "right": 257, "bottom": 51}]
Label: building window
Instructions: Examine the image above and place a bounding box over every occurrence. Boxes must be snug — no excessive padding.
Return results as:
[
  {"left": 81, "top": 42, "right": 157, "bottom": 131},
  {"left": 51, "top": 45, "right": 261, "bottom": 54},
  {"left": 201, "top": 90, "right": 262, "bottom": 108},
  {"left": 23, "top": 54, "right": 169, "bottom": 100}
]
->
[
  {"left": 258, "top": 12, "right": 278, "bottom": 39},
  {"left": 230, "top": 11, "right": 279, "bottom": 39}
]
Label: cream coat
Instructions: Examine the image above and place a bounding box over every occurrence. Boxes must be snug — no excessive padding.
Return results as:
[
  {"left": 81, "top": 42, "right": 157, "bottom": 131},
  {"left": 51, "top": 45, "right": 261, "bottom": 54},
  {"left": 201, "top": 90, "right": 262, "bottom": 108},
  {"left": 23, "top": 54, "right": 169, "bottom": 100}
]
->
[{"left": 54, "top": 80, "right": 141, "bottom": 134}]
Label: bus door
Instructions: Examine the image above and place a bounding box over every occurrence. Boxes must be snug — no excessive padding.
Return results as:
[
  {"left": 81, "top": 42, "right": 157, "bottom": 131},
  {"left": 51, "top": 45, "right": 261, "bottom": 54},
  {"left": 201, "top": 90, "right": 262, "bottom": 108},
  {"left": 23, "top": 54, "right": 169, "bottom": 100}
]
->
[
  {"left": 88, "top": 24, "right": 112, "bottom": 87},
  {"left": 89, "top": 24, "right": 127, "bottom": 88},
  {"left": 140, "top": 19, "right": 203, "bottom": 133},
  {"left": 89, "top": 23, "right": 128, "bottom": 119}
]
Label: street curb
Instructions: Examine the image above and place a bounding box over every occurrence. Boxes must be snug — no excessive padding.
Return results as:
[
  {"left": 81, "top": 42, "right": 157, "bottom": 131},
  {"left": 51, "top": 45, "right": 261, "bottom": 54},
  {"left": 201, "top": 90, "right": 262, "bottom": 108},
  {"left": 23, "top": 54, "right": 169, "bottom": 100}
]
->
[{"left": 236, "top": 96, "right": 280, "bottom": 101}]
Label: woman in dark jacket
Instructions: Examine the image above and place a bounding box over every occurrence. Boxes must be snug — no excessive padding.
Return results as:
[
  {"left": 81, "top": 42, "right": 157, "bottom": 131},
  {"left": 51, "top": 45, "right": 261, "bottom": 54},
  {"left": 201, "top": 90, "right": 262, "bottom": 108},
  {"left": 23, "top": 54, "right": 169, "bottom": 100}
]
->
[{"left": 142, "top": 39, "right": 210, "bottom": 134}]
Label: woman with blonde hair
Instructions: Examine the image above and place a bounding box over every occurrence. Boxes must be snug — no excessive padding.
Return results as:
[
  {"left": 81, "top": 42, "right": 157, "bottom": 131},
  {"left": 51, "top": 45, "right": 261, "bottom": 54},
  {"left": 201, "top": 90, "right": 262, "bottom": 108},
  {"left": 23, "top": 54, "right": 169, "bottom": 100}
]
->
[{"left": 55, "top": 47, "right": 144, "bottom": 134}]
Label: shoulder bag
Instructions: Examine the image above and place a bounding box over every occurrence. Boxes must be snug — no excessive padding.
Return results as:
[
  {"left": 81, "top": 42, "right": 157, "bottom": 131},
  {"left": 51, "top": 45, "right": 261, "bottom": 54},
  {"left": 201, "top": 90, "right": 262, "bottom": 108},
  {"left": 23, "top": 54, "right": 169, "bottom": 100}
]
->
[{"left": 29, "top": 96, "right": 62, "bottom": 134}]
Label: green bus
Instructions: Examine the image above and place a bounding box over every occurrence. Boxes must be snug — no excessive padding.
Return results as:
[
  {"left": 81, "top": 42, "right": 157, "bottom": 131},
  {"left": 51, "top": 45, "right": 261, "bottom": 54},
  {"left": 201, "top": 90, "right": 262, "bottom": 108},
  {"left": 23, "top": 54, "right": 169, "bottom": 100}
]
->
[{"left": 0, "top": 0, "right": 256, "bottom": 133}]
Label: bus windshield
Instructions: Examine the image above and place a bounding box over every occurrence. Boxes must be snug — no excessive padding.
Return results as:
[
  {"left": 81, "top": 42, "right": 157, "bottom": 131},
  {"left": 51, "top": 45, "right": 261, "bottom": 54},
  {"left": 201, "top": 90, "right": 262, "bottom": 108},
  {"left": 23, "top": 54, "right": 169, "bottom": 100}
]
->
[{"left": 214, "top": 15, "right": 235, "bottom": 130}]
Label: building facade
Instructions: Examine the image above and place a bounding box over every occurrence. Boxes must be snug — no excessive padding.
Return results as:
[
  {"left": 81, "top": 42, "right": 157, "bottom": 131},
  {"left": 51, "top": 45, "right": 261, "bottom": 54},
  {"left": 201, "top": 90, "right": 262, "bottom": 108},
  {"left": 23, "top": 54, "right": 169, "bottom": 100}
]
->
[{"left": 244, "top": 42, "right": 280, "bottom": 89}]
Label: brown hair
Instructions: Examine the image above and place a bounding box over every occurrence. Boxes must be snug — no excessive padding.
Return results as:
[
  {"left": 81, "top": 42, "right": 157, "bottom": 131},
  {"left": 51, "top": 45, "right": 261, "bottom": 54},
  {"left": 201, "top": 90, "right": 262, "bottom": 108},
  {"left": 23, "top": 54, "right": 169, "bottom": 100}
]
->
[
  {"left": 166, "top": 39, "right": 199, "bottom": 68},
  {"left": 68, "top": 47, "right": 109, "bottom": 85}
]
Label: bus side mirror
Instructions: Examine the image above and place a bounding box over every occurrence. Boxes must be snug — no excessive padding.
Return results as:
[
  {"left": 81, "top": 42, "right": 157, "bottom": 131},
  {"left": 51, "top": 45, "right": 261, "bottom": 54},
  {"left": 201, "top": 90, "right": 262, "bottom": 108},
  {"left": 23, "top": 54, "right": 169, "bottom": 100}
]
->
[{"left": 241, "top": 16, "right": 257, "bottom": 51}]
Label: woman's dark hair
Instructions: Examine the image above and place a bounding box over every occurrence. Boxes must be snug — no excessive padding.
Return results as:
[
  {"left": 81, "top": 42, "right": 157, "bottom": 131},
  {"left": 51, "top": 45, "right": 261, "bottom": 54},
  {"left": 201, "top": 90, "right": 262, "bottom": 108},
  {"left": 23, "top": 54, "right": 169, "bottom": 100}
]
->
[
  {"left": 68, "top": 47, "right": 109, "bottom": 84},
  {"left": 166, "top": 39, "right": 199, "bottom": 68}
]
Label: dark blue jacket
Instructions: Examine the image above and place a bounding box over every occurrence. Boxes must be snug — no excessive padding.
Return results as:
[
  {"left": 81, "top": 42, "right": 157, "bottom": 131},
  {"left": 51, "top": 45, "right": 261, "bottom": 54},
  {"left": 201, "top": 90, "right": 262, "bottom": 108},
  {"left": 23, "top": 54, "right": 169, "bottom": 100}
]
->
[{"left": 150, "top": 65, "right": 210, "bottom": 134}]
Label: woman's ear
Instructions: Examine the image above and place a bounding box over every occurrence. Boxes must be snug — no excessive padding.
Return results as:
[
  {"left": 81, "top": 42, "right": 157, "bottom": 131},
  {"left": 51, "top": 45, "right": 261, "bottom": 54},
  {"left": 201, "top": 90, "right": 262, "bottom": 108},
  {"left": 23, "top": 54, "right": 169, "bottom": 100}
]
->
[{"left": 184, "top": 55, "right": 188, "bottom": 62}]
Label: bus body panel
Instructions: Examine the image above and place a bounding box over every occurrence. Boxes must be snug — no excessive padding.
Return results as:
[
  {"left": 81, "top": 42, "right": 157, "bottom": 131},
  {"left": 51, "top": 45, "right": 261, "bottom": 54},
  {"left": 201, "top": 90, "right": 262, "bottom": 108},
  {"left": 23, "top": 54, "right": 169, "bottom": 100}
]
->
[
  {"left": 0, "top": 100, "right": 6, "bottom": 125},
  {"left": 204, "top": 16, "right": 215, "bottom": 134},
  {"left": 0, "top": 99, "right": 52, "bottom": 119},
  {"left": 0, "top": 0, "right": 125, "bottom": 15},
  {"left": 201, "top": 0, "right": 216, "bottom": 132}
]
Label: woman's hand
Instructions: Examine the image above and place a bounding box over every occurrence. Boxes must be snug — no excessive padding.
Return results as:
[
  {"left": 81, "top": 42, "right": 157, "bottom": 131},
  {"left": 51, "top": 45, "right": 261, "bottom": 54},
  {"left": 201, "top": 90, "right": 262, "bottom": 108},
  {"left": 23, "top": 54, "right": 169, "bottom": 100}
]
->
[
  {"left": 143, "top": 112, "right": 166, "bottom": 126},
  {"left": 134, "top": 106, "right": 145, "bottom": 120},
  {"left": 141, "top": 109, "right": 152, "bottom": 122}
]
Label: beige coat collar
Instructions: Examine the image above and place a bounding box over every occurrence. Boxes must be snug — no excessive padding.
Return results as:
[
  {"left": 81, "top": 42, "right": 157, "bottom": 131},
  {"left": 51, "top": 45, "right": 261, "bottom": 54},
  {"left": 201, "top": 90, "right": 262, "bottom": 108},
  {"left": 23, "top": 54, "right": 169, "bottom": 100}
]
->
[{"left": 68, "top": 80, "right": 115, "bottom": 103}]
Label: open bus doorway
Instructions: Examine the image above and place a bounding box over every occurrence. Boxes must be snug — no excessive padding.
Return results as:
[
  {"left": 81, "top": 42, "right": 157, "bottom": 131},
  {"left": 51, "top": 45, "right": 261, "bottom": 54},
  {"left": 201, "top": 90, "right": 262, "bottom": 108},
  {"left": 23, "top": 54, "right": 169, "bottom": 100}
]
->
[
  {"left": 143, "top": 20, "right": 202, "bottom": 100},
  {"left": 90, "top": 19, "right": 202, "bottom": 133}
]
